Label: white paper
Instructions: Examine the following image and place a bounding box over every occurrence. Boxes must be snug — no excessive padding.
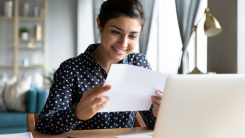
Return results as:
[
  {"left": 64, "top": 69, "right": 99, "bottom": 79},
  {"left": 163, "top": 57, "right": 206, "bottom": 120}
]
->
[
  {"left": 115, "top": 133, "right": 153, "bottom": 138},
  {"left": 100, "top": 64, "right": 169, "bottom": 112},
  {"left": 0, "top": 132, "right": 33, "bottom": 138}
]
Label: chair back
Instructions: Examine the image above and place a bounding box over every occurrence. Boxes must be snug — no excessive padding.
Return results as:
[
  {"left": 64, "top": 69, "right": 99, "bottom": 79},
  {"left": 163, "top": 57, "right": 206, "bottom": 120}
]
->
[
  {"left": 27, "top": 113, "right": 39, "bottom": 133},
  {"left": 27, "top": 111, "right": 146, "bottom": 132},
  {"left": 134, "top": 112, "right": 146, "bottom": 127}
]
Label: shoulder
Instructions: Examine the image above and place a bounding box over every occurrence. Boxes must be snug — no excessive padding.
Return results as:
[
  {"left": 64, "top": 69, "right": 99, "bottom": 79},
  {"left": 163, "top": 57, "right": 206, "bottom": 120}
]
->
[
  {"left": 126, "top": 53, "right": 152, "bottom": 69},
  {"left": 59, "top": 55, "right": 84, "bottom": 69},
  {"left": 55, "top": 56, "right": 85, "bottom": 80}
]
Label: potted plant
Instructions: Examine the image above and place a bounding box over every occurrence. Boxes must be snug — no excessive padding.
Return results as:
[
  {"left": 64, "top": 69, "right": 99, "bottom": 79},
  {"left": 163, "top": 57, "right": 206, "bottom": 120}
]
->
[
  {"left": 20, "top": 27, "right": 29, "bottom": 40},
  {"left": 45, "top": 69, "right": 56, "bottom": 89}
]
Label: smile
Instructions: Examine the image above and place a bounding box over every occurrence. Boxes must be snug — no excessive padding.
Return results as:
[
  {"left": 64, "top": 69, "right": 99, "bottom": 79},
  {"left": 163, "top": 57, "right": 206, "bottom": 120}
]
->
[
  {"left": 112, "top": 46, "right": 126, "bottom": 54},
  {"left": 115, "top": 47, "right": 125, "bottom": 52}
]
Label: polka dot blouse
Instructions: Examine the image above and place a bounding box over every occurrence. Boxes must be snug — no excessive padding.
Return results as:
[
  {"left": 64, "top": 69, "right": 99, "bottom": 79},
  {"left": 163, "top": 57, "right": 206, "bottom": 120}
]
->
[{"left": 35, "top": 44, "right": 156, "bottom": 134}]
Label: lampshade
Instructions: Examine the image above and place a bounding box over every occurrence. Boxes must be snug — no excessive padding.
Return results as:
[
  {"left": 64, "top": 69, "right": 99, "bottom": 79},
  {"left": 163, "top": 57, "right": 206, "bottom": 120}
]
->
[{"left": 204, "top": 8, "right": 222, "bottom": 37}]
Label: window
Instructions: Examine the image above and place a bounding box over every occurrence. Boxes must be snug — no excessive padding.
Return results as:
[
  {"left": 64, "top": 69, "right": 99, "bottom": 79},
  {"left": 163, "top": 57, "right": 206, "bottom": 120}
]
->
[{"left": 146, "top": 0, "right": 207, "bottom": 74}]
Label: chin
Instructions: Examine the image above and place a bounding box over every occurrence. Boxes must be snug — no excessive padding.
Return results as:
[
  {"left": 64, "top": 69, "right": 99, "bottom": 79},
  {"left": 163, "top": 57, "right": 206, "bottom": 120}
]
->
[
  {"left": 112, "top": 55, "right": 126, "bottom": 62},
  {"left": 113, "top": 57, "right": 124, "bottom": 62}
]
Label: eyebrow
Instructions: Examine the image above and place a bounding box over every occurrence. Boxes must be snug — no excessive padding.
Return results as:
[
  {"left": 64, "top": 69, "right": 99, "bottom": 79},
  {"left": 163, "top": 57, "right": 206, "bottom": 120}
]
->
[{"left": 110, "top": 26, "right": 140, "bottom": 33}]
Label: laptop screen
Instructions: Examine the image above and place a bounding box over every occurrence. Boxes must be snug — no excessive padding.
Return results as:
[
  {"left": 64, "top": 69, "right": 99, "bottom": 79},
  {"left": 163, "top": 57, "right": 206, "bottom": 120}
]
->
[{"left": 154, "top": 74, "right": 245, "bottom": 138}]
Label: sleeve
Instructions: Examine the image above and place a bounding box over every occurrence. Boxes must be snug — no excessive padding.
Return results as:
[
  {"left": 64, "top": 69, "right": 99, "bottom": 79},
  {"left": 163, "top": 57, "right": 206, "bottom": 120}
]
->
[
  {"left": 34, "top": 63, "right": 83, "bottom": 134},
  {"left": 139, "top": 55, "right": 157, "bottom": 128}
]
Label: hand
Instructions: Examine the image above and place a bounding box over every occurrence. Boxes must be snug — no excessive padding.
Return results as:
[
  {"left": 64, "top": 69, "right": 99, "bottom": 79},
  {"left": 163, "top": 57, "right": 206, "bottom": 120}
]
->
[
  {"left": 75, "top": 83, "right": 111, "bottom": 120},
  {"left": 151, "top": 90, "right": 163, "bottom": 118}
]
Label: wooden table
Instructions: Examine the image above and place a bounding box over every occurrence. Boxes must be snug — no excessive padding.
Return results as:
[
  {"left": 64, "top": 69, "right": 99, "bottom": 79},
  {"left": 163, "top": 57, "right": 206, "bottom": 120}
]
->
[{"left": 32, "top": 127, "right": 153, "bottom": 138}]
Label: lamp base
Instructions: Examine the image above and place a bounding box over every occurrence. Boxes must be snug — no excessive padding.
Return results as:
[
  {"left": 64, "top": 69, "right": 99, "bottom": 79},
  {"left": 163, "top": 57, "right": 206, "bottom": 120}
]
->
[{"left": 188, "top": 67, "right": 204, "bottom": 74}]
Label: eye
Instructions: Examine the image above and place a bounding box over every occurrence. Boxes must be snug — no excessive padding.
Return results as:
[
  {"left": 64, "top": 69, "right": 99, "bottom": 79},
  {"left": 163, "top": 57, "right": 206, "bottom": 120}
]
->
[
  {"left": 112, "top": 31, "right": 120, "bottom": 34},
  {"left": 129, "top": 35, "right": 137, "bottom": 39}
]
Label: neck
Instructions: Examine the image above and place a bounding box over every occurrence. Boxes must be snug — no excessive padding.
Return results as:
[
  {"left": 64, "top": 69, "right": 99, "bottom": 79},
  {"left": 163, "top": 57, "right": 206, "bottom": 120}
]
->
[{"left": 91, "top": 44, "right": 118, "bottom": 73}]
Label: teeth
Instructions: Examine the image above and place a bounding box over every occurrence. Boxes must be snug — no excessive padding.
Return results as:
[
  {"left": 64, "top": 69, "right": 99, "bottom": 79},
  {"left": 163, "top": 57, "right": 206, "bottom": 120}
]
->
[{"left": 115, "top": 47, "right": 124, "bottom": 52}]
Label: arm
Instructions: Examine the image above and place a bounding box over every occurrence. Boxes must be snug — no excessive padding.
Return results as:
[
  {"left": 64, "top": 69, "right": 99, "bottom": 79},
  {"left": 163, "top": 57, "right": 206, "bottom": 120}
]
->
[
  {"left": 34, "top": 63, "right": 83, "bottom": 134},
  {"left": 142, "top": 104, "right": 156, "bottom": 128},
  {"left": 35, "top": 62, "right": 111, "bottom": 134}
]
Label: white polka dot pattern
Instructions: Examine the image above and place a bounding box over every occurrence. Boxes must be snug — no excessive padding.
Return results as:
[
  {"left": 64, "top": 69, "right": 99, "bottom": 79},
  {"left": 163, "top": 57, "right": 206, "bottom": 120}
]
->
[{"left": 34, "top": 44, "right": 156, "bottom": 134}]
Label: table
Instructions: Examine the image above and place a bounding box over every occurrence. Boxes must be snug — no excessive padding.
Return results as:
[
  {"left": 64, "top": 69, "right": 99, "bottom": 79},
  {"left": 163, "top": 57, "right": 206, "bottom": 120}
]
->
[{"left": 32, "top": 127, "right": 153, "bottom": 138}]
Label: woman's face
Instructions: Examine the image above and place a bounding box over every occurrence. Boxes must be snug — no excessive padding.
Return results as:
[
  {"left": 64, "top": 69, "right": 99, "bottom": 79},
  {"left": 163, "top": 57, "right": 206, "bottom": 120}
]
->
[{"left": 97, "top": 16, "right": 141, "bottom": 62}]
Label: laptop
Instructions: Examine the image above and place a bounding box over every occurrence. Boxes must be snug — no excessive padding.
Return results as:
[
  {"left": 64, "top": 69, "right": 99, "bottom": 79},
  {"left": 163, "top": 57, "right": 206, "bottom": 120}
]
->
[{"left": 116, "top": 74, "right": 245, "bottom": 138}]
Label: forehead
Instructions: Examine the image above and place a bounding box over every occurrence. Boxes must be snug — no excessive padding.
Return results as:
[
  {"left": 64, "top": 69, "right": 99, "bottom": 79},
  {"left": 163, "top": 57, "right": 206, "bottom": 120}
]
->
[{"left": 104, "top": 16, "right": 142, "bottom": 32}]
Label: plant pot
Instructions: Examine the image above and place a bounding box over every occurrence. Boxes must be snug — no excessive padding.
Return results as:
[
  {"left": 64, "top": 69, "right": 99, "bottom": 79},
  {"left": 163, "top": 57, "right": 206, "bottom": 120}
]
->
[{"left": 21, "top": 32, "right": 28, "bottom": 40}]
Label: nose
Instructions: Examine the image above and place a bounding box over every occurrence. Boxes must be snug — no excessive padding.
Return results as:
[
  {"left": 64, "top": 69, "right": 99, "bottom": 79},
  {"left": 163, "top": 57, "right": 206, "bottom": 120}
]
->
[{"left": 118, "top": 35, "right": 128, "bottom": 48}]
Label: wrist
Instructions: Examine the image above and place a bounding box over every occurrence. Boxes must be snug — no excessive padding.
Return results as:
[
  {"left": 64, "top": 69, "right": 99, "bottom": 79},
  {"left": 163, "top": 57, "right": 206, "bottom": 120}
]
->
[{"left": 75, "top": 105, "right": 86, "bottom": 121}]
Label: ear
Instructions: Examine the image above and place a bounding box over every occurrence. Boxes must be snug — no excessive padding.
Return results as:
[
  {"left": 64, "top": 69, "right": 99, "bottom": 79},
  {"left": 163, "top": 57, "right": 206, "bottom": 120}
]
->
[{"left": 97, "top": 17, "right": 102, "bottom": 33}]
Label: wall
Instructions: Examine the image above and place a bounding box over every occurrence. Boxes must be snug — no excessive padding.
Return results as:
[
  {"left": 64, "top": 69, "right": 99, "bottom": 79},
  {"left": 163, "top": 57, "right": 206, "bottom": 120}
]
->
[
  {"left": 47, "top": 0, "right": 77, "bottom": 73},
  {"left": 0, "top": 0, "right": 77, "bottom": 78},
  {"left": 207, "top": 0, "right": 237, "bottom": 73}
]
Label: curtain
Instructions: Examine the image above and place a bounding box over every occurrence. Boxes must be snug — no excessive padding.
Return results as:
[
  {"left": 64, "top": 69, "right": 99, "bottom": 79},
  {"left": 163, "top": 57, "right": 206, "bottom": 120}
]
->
[
  {"left": 175, "top": 0, "right": 200, "bottom": 74},
  {"left": 93, "top": 0, "right": 104, "bottom": 43},
  {"left": 138, "top": 0, "right": 155, "bottom": 55}
]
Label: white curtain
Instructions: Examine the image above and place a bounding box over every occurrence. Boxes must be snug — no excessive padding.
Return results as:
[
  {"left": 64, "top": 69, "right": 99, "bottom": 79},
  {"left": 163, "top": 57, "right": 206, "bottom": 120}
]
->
[{"left": 77, "top": 0, "right": 94, "bottom": 55}]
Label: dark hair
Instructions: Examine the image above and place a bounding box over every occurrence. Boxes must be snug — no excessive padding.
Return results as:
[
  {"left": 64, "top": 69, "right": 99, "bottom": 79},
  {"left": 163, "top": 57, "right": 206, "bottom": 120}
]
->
[{"left": 98, "top": 0, "right": 145, "bottom": 31}]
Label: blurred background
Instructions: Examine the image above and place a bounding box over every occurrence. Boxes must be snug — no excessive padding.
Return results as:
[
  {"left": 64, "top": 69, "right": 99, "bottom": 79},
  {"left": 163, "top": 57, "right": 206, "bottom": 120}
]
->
[
  {"left": 0, "top": 0, "right": 243, "bottom": 134},
  {"left": 0, "top": 0, "right": 243, "bottom": 86}
]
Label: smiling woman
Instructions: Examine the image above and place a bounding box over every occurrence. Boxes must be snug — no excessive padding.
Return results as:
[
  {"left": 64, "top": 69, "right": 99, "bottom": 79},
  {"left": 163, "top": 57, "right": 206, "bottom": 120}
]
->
[
  {"left": 35, "top": 0, "right": 161, "bottom": 134},
  {"left": 92, "top": 16, "right": 142, "bottom": 73}
]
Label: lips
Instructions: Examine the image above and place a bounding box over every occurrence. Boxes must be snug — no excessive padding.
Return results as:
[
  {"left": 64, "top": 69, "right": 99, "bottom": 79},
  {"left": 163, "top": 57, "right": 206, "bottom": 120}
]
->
[{"left": 112, "top": 46, "right": 126, "bottom": 54}]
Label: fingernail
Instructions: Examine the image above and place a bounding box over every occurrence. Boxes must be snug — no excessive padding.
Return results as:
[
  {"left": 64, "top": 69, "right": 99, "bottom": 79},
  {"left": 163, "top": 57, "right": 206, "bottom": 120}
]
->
[
  {"left": 157, "top": 91, "right": 161, "bottom": 94},
  {"left": 107, "top": 97, "right": 110, "bottom": 100}
]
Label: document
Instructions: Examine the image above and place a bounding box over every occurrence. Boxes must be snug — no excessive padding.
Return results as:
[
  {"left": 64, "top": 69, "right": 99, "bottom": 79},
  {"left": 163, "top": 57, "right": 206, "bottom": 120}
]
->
[
  {"left": 115, "top": 133, "right": 153, "bottom": 138},
  {"left": 100, "top": 64, "right": 169, "bottom": 112},
  {"left": 0, "top": 132, "right": 33, "bottom": 138}
]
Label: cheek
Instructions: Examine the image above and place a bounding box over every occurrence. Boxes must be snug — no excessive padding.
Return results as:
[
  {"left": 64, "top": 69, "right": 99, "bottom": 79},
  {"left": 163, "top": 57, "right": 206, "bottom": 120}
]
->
[
  {"left": 128, "top": 40, "right": 138, "bottom": 51},
  {"left": 101, "top": 33, "right": 117, "bottom": 45}
]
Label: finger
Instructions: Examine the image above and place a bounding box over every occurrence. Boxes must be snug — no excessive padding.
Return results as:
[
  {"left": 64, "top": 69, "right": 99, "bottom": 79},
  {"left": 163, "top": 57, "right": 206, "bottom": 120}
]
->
[
  {"left": 95, "top": 101, "right": 107, "bottom": 111},
  {"left": 152, "top": 101, "right": 160, "bottom": 109},
  {"left": 156, "top": 90, "right": 163, "bottom": 98},
  {"left": 93, "top": 96, "right": 110, "bottom": 105},
  {"left": 91, "top": 85, "right": 111, "bottom": 98},
  {"left": 86, "top": 83, "right": 104, "bottom": 95},
  {"left": 152, "top": 95, "right": 161, "bottom": 100},
  {"left": 152, "top": 96, "right": 161, "bottom": 105}
]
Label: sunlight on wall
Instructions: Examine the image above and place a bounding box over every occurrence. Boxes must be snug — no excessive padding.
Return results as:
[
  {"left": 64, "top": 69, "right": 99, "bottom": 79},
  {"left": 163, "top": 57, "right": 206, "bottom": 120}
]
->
[{"left": 238, "top": 0, "right": 245, "bottom": 74}]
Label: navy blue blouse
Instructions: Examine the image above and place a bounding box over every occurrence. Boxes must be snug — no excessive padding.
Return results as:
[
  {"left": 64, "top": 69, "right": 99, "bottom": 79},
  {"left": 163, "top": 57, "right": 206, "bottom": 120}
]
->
[{"left": 35, "top": 44, "right": 156, "bottom": 134}]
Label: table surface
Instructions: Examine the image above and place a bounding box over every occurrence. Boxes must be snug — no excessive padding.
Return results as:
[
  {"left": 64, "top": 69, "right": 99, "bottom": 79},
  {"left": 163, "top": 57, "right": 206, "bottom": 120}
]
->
[{"left": 32, "top": 127, "right": 153, "bottom": 138}]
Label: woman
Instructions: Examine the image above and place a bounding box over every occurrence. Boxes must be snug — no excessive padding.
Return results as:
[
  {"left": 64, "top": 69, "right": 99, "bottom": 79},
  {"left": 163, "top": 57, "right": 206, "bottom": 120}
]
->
[{"left": 35, "top": 0, "right": 163, "bottom": 134}]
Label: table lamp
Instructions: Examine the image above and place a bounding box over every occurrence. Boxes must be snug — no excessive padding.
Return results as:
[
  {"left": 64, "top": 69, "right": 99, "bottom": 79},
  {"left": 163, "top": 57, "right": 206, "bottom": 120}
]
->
[{"left": 189, "top": 8, "right": 222, "bottom": 74}]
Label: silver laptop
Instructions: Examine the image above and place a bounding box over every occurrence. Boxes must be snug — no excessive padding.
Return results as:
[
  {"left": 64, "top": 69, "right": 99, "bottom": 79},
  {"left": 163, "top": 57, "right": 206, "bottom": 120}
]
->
[
  {"left": 154, "top": 74, "right": 245, "bottom": 138},
  {"left": 116, "top": 74, "right": 245, "bottom": 138}
]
